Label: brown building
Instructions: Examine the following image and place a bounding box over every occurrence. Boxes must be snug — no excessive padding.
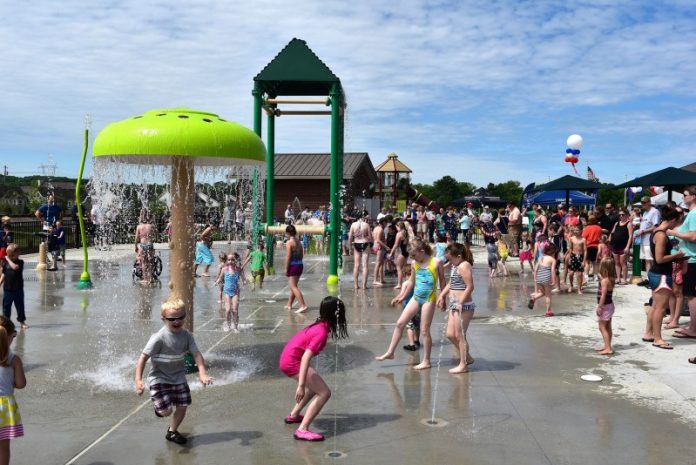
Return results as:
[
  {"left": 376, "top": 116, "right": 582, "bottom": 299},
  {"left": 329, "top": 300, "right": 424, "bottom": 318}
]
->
[{"left": 272, "top": 153, "right": 378, "bottom": 220}]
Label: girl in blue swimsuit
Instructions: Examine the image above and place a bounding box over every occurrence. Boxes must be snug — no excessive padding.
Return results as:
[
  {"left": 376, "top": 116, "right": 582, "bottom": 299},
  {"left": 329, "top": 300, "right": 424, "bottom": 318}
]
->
[{"left": 377, "top": 238, "right": 445, "bottom": 370}]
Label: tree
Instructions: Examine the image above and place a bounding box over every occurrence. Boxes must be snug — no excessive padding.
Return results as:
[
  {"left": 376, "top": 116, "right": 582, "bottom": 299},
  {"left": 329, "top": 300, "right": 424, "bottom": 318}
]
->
[
  {"left": 487, "top": 180, "right": 523, "bottom": 203},
  {"left": 432, "top": 176, "right": 462, "bottom": 207},
  {"left": 458, "top": 182, "right": 476, "bottom": 196}
]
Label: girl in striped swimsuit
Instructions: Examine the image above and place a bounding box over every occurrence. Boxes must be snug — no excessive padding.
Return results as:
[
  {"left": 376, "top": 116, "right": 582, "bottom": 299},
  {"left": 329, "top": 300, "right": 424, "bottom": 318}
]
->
[
  {"left": 437, "top": 243, "right": 476, "bottom": 374},
  {"left": 528, "top": 244, "right": 558, "bottom": 317}
]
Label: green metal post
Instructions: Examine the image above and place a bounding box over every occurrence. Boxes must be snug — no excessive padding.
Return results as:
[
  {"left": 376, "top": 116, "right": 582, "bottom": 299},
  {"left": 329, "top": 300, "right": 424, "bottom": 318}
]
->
[
  {"left": 252, "top": 168, "right": 259, "bottom": 248},
  {"left": 266, "top": 105, "right": 276, "bottom": 273},
  {"left": 252, "top": 83, "right": 262, "bottom": 136},
  {"left": 75, "top": 124, "right": 92, "bottom": 289},
  {"left": 327, "top": 84, "right": 342, "bottom": 286}
]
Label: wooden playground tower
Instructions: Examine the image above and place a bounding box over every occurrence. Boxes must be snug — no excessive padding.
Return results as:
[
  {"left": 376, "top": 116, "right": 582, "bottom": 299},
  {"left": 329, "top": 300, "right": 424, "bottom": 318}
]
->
[{"left": 252, "top": 38, "right": 346, "bottom": 286}]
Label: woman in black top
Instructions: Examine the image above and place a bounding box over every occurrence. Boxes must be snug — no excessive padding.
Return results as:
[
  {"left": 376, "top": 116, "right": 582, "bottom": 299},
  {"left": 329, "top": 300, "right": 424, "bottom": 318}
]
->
[
  {"left": 644, "top": 206, "right": 684, "bottom": 349},
  {"left": 609, "top": 207, "right": 634, "bottom": 284}
]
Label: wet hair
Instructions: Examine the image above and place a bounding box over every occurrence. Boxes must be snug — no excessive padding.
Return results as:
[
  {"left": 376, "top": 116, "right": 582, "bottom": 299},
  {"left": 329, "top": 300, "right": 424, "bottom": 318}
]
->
[
  {"left": 408, "top": 237, "right": 433, "bottom": 256},
  {"left": 436, "top": 233, "right": 446, "bottom": 243},
  {"left": 598, "top": 257, "right": 617, "bottom": 284},
  {"left": 660, "top": 205, "right": 680, "bottom": 222},
  {"left": 315, "top": 296, "right": 348, "bottom": 340},
  {"left": 445, "top": 242, "right": 473, "bottom": 265},
  {"left": 285, "top": 224, "right": 296, "bottom": 236},
  {"left": 543, "top": 244, "right": 558, "bottom": 256},
  {"left": 161, "top": 298, "right": 185, "bottom": 317},
  {"left": 600, "top": 234, "right": 609, "bottom": 244},
  {"left": 0, "top": 316, "right": 15, "bottom": 367},
  {"left": 218, "top": 251, "right": 228, "bottom": 262}
]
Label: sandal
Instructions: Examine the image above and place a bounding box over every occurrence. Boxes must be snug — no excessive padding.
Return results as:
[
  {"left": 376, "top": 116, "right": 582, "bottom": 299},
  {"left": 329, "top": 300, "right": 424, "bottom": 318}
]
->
[
  {"left": 689, "top": 357, "right": 696, "bottom": 365},
  {"left": 403, "top": 344, "right": 418, "bottom": 351},
  {"left": 165, "top": 429, "right": 187, "bottom": 445}
]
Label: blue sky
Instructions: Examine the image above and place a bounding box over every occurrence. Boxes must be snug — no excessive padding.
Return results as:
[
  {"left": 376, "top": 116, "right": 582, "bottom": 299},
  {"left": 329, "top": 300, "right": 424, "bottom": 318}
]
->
[{"left": 2, "top": 0, "right": 695, "bottom": 186}]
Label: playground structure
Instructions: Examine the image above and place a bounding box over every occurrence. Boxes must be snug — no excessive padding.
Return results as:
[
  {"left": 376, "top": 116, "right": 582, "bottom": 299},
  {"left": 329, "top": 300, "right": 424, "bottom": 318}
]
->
[{"left": 252, "top": 38, "right": 345, "bottom": 286}]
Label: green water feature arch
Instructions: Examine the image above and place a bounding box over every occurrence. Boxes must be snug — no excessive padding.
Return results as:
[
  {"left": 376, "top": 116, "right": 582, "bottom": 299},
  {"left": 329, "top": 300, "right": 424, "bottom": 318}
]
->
[{"left": 253, "top": 38, "right": 346, "bottom": 286}]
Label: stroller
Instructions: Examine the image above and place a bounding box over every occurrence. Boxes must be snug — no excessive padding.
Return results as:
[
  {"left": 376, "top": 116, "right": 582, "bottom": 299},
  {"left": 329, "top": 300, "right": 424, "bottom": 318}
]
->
[{"left": 132, "top": 250, "right": 163, "bottom": 282}]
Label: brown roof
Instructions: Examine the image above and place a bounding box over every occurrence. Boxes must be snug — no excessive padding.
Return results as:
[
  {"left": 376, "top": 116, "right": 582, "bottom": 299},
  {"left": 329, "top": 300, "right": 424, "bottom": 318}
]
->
[
  {"left": 682, "top": 162, "right": 696, "bottom": 173},
  {"left": 374, "top": 152, "right": 412, "bottom": 173},
  {"left": 274, "top": 153, "right": 377, "bottom": 181}
]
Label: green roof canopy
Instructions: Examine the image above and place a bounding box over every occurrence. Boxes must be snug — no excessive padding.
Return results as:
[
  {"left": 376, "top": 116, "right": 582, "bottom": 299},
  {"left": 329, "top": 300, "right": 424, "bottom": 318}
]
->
[
  {"left": 535, "top": 175, "right": 603, "bottom": 192},
  {"left": 254, "top": 38, "right": 342, "bottom": 97},
  {"left": 615, "top": 167, "right": 696, "bottom": 188}
]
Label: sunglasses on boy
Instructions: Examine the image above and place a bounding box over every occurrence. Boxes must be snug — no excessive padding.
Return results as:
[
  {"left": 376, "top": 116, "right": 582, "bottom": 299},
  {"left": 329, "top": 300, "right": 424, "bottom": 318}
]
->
[{"left": 164, "top": 315, "right": 186, "bottom": 322}]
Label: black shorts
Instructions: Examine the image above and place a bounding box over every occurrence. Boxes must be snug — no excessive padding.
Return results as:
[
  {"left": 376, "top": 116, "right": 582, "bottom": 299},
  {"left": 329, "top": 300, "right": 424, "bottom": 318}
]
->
[
  {"left": 586, "top": 246, "right": 598, "bottom": 262},
  {"left": 353, "top": 243, "right": 369, "bottom": 253},
  {"left": 683, "top": 263, "right": 696, "bottom": 297}
]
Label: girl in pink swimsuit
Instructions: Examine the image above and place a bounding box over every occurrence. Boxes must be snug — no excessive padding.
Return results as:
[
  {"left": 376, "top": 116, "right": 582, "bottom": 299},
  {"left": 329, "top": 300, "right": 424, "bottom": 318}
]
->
[{"left": 279, "top": 296, "right": 348, "bottom": 442}]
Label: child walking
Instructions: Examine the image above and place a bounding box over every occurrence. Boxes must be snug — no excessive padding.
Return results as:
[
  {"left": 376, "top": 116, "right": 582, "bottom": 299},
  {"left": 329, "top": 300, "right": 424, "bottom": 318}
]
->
[
  {"left": 518, "top": 233, "right": 534, "bottom": 274},
  {"left": 279, "top": 296, "right": 348, "bottom": 441},
  {"left": 377, "top": 238, "right": 446, "bottom": 370},
  {"left": 528, "top": 244, "right": 558, "bottom": 317},
  {"left": 595, "top": 258, "right": 616, "bottom": 355},
  {"left": 135, "top": 298, "right": 213, "bottom": 445},
  {"left": 567, "top": 227, "right": 587, "bottom": 294},
  {"left": 436, "top": 243, "right": 476, "bottom": 374},
  {"left": 0, "top": 245, "right": 28, "bottom": 330},
  {"left": 214, "top": 254, "right": 243, "bottom": 332},
  {"left": 242, "top": 242, "right": 267, "bottom": 290},
  {"left": 215, "top": 251, "right": 227, "bottom": 304},
  {"left": 401, "top": 266, "right": 419, "bottom": 352},
  {"left": 0, "top": 316, "right": 26, "bottom": 465}
]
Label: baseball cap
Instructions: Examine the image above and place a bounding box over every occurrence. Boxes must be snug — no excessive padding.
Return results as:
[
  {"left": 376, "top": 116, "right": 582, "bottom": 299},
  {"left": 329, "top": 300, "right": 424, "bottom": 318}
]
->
[{"left": 640, "top": 196, "right": 651, "bottom": 203}]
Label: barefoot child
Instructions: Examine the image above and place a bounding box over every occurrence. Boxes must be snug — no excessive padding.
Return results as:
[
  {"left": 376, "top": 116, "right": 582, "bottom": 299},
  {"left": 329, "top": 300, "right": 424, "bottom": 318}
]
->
[
  {"left": 376, "top": 238, "right": 445, "bottom": 370},
  {"left": 135, "top": 298, "right": 213, "bottom": 445},
  {"left": 528, "top": 244, "right": 558, "bottom": 316},
  {"left": 279, "top": 296, "right": 348, "bottom": 441},
  {"left": 214, "top": 251, "right": 227, "bottom": 303},
  {"left": 567, "top": 227, "right": 587, "bottom": 294},
  {"left": 596, "top": 257, "right": 616, "bottom": 355},
  {"left": 214, "top": 254, "right": 242, "bottom": 332},
  {"left": 0, "top": 316, "right": 26, "bottom": 464},
  {"left": 401, "top": 266, "right": 420, "bottom": 352},
  {"left": 518, "top": 233, "right": 533, "bottom": 273},
  {"left": 242, "top": 242, "right": 267, "bottom": 290},
  {"left": 436, "top": 243, "right": 476, "bottom": 373}
]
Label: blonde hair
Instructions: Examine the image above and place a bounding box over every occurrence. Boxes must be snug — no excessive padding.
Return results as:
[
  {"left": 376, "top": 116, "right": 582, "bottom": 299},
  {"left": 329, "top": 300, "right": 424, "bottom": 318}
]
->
[
  {"left": 408, "top": 237, "right": 433, "bottom": 256},
  {"left": 0, "top": 316, "right": 15, "bottom": 367},
  {"left": 161, "top": 298, "right": 185, "bottom": 317},
  {"left": 5, "top": 244, "right": 19, "bottom": 256},
  {"left": 598, "top": 258, "right": 616, "bottom": 284}
]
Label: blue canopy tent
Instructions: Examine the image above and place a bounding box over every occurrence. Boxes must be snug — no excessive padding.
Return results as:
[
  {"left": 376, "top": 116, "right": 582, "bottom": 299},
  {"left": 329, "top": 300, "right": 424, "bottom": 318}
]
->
[{"left": 524, "top": 190, "right": 596, "bottom": 208}]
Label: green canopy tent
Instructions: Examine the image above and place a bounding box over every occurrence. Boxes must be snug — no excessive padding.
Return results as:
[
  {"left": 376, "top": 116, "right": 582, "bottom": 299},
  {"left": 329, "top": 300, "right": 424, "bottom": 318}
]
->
[
  {"left": 533, "top": 175, "right": 603, "bottom": 208},
  {"left": 615, "top": 167, "right": 696, "bottom": 202}
]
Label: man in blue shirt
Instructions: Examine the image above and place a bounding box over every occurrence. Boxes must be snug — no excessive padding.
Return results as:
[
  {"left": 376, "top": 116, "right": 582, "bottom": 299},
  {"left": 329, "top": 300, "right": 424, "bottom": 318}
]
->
[{"left": 35, "top": 194, "right": 62, "bottom": 230}]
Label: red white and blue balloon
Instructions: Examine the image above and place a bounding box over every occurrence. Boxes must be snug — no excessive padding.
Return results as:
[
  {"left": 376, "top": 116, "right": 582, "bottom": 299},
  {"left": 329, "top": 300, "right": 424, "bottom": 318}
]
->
[{"left": 565, "top": 134, "right": 583, "bottom": 174}]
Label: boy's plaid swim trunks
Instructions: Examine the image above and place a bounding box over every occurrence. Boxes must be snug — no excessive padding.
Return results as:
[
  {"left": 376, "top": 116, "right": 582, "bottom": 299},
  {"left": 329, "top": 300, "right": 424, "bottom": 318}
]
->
[{"left": 149, "top": 383, "right": 191, "bottom": 414}]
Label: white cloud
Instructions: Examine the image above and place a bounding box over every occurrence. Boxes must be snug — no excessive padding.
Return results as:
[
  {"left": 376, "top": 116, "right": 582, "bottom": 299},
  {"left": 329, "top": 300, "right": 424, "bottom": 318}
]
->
[{"left": 1, "top": 0, "right": 695, "bottom": 188}]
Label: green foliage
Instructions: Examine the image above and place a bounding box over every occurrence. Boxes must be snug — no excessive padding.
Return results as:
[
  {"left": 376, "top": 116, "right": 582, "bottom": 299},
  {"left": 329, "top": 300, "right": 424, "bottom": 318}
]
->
[
  {"left": 432, "top": 176, "right": 462, "bottom": 207},
  {"left": 458, "top": 182, "right": 475, "bottom": 196},
  {"left": 597, "top": 186, "right": 627, "bottom": 207},
  {"left": 486, "top": 180, "right": 523, "bottom": 203}
]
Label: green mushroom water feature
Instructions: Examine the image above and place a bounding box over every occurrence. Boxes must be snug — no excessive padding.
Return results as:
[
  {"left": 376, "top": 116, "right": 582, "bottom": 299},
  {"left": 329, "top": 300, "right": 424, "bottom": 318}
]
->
[{"left": 92, "top": 108, "right": 265, "bottom": 331}]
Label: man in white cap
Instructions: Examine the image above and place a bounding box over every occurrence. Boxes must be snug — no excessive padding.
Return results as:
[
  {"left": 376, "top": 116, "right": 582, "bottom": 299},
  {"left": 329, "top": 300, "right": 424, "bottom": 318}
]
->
[{"left": 479, "top": 205, "right": 493, "bottom": 223}]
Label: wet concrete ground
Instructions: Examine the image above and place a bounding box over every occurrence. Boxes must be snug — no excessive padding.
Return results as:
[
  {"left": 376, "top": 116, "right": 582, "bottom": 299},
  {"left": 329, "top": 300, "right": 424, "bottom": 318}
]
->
[{"left": 8, "top": 243, "right": 696, "bottom": 465}]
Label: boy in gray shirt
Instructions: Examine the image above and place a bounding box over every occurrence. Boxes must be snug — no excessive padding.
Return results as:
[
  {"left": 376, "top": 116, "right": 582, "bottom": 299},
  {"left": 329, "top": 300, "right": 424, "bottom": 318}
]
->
[{"left": 135, "top": 298, "right": 213, "bottom": 445}]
